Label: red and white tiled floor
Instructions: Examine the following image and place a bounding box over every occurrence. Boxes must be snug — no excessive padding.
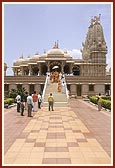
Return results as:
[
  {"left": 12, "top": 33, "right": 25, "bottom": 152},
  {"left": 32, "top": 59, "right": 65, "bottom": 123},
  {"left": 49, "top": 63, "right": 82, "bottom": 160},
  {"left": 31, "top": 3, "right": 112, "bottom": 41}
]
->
[{"left": 3, "top": 99, "right": 112, "bottom": 166}]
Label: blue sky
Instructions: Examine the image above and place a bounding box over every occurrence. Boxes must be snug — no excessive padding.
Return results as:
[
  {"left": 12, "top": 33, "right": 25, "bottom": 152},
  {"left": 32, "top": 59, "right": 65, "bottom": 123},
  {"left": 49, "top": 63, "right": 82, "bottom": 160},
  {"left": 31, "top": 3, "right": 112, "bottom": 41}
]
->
[{"left": 3, "top": 2, "right": 112, "bottom": 75}]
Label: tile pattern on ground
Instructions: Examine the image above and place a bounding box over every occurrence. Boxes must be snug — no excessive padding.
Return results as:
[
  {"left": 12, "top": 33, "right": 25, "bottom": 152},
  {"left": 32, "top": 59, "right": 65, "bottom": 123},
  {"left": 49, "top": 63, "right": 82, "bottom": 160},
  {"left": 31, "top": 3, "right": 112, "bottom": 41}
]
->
[{"left": 4, "top": 106, "right": 111, "bottom": 165}]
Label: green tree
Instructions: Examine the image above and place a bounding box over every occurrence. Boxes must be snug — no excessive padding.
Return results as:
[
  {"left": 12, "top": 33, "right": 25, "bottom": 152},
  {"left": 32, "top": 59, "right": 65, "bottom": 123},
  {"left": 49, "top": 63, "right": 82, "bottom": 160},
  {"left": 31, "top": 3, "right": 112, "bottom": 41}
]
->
[{"left": 8, "top": 87, "right": 26, "bottom": 100}]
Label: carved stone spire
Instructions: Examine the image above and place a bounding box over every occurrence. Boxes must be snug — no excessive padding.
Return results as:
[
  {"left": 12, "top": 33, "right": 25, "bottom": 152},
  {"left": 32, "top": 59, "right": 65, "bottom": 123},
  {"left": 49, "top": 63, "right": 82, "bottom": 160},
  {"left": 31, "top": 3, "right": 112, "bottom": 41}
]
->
[{"left": 81, "top": 14, "right": 107, "bottom": 64}]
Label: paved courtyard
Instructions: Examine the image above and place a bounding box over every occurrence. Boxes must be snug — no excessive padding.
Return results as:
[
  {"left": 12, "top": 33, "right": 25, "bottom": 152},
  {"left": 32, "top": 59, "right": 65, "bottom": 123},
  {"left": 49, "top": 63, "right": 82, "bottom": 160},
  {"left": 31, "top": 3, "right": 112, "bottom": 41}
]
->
[{"left": 3, "top": 99, "right": 112, "bottom": 166}]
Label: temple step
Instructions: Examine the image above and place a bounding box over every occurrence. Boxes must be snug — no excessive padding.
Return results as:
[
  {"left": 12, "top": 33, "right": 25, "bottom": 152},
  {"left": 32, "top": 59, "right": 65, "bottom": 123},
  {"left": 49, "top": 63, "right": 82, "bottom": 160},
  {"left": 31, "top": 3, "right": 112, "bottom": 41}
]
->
[
  {"left": 42, "top": 102, "right": 68, "bottom": 107},
  {"left": 43, "top": 82, "right": 68, "bottom": 107}
]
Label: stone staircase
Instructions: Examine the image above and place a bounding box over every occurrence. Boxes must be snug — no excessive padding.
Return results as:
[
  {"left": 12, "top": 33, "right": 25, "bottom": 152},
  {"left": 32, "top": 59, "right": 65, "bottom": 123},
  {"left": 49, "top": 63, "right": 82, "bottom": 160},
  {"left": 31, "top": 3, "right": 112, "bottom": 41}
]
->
[{"left": 43, "top": 82, "right": 68, "bottom": 107}]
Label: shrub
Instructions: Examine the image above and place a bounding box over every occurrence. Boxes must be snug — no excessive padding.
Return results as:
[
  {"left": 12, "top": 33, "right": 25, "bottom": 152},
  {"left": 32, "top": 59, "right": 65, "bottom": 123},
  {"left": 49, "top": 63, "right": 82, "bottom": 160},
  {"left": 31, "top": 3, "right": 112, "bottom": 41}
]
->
[
  {"left": 4, "top": 98, "right": 15, "bottom": 106},
  {"left": 8, "top": 89, "right": 17, "bottom": 99},
  {"left": 9, "top": 87, "right": 26, "bottom": 100},
  {"left": 89, "top": 96, "right": 98, "bottom": 104},
  {"left": 101, "top": 99, "right": 111, "bottom": 110},
  {"left": 101, "top": 96, "right": 111, "bottom": 101}
]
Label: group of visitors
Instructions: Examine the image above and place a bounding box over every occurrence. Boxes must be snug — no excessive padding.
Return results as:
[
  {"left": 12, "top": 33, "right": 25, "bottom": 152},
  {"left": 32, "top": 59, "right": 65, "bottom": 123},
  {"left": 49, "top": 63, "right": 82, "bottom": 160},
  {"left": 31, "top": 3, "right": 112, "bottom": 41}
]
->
[
  {"left": 57, "top": 80, "right": 66, "bottom": 93},
  {"left": 57, "top": 73, "right": 66, "bottom": 93},
  {"left": 15, "top": 90, "right": 102, "bottom": 119},
  {"left": 15, "top": 91, "right": 42, "bottom": 117},
  {"left": 50, "top": 71, "right": 59, "bottom": 83},
  {"left": 47, "top": 71, "right": 66, "bottom": 93},
  {"left": 47, "top": 71, "right": 65, "bottom": 84}
]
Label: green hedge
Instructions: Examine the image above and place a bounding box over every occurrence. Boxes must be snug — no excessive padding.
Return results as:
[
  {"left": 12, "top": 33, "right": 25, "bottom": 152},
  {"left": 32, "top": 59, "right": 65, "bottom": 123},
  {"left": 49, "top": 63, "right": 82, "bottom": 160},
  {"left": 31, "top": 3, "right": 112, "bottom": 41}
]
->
[
  {"left": 4, "top": 98, "right": 15, "bottom": 106},
  {"left": 101, "top": 99, "right": 111, "bottom": 110},
  {"left": 89, "top": 96, "right": 98, "bottom": 104},
  {"left": 89, "top": 96, "right": 111, "bottom": 110},
  {"left": 101, "top": 96, "right": 111, "bottom": 101}
]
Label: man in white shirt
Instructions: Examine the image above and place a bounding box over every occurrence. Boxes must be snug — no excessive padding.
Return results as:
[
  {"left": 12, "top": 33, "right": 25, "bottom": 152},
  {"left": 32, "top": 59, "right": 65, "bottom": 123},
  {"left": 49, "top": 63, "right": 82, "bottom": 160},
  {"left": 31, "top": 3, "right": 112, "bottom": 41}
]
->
[
  {"left": 27, "top": 93, "right": 34, "bottom": 117},
  {"left": 38, "top": 92, "right": 42, "bottom": 109},
  {"left": 16, "top": 93, "right": 21, "bottom": 112}
]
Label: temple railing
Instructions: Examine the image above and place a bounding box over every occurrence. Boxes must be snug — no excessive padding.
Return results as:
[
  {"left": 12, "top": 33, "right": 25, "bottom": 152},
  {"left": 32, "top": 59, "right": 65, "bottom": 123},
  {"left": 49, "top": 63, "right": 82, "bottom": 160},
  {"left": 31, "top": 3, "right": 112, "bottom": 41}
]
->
[
  {"left": 42, "top": 75, "right": 48, "bottom": 102},
  {"left": 63, "top": 75, "right": 69, "bottom": 101},
  {"left": 65, "top": 82, "right": 69, "bottom": 101}
]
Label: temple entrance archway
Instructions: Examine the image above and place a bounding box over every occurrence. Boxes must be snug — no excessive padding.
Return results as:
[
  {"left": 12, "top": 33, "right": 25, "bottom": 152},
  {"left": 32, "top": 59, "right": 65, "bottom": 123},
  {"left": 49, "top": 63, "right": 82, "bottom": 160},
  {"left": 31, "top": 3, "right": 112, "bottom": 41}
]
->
[
  {"left": 32, "top": 66, "right": 39, "bottom": 75},
  {"left": 72, "top": 65, "right": 80, "bottom": 75},
  {"left": 50, "top": 61, "right": 61, "bottom": 72},
  {"left": 64, "top": 64, "right": 70, "bottom": 74},
  {"left": 41, "top": 64, "right": 47, "bottom": 75}
]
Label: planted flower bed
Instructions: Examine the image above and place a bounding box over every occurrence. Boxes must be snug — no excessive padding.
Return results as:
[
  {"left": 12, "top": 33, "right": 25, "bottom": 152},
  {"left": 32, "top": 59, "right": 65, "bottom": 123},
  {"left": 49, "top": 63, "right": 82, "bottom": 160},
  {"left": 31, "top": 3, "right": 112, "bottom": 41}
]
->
[{"left": 4, "top": 98, "right": 15, "bottom": 108}]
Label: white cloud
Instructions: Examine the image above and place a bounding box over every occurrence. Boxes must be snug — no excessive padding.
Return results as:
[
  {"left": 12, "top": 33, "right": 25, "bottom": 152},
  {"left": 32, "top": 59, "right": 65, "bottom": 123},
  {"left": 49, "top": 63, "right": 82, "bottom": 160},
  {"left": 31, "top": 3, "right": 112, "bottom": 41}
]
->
[{"left": 67, "top": 49, "right": 82, "bottom": 59}]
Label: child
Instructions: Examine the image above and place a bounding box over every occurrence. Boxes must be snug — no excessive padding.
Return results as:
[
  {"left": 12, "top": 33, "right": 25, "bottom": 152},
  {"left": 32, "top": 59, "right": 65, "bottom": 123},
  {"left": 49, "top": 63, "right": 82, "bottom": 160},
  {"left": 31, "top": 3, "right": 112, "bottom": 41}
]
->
[{"left": 20, "top": 99, "right": 25, "bottom": 116}]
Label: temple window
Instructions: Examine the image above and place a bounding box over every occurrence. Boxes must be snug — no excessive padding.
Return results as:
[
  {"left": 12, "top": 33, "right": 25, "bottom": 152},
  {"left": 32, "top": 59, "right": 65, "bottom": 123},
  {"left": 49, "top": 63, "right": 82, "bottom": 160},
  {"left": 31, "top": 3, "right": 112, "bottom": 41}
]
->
[
  {"left": 72, "top": 65, "right": 80, "bottom": 75},
  {"left": 64, "top": 64, "right": 70, "bottom": 74},
  {"left": 17, "top": 84, "right": 22, "bottom": 89},
  {"left": 89, "top": 84, "right": 94, "bottom": 91}
]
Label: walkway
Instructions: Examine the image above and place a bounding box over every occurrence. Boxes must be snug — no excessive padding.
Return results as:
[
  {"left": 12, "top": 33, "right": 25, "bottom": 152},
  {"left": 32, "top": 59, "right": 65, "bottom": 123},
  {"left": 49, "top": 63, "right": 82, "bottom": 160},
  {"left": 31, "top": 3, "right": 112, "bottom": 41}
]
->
[{"left": 3, "top": 99, "right": 112, "bottom": 165}]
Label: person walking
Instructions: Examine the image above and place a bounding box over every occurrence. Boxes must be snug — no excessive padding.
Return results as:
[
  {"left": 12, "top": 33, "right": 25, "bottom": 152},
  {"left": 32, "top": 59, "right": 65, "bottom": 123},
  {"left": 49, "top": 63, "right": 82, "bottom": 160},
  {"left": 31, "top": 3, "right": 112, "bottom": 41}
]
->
[
  {"left": 20, "top": 99, "right": 25, "bottom": 116},
  {"left": 47, "top": 74, "right": 50, "bottom": 85},
  {"left": 97, "top": 93, "right": 102, "bottom": 111},
  {"left": 15, "top": 93, "right": 21, "bottom": 112},
  {"left": 32, "top": 91, "right": 38, "bottom": 112},
  {"left": 48, "top": 93, "right": 54, "bottom": 111},
  {"left": 62, "top": 81, "right": 66, "bottom": 93},
  {"left": 27, "top": 93, "right": 33, "bottom": 117},
  {"left": 38, "top": 92, "right": 42, "bottom": 109}
]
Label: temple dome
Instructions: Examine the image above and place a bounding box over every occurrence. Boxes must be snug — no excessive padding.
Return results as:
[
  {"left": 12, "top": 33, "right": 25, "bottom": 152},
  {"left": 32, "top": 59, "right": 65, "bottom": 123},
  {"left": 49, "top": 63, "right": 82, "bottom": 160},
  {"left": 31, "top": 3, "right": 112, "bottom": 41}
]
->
[
  {"left": 16, "top": 54, "right": 24, "bottom": 63},
  {"left": 32, "top": 52, "right": 40, "bottom": 59},
  {"left": 47, "top": 41, "right": 64, "bottom": 55},
  {"left": 42, "top": 50, "right": 47, "bottom": 57},
  {"left": 25, "top": 55, "right": 31, "bottom": 61},
  {"left": 47, "top": 48, "right": 64, "bottom": 55},
  {"left": 64, "top": 50, "right": 72, "bottom": 57}
]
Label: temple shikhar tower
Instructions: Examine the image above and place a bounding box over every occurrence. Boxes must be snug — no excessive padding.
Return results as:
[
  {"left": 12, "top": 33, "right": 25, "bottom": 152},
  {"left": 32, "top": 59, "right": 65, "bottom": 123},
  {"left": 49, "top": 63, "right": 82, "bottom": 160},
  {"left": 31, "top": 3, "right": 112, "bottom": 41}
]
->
[
  {"left": 4, "top": 15, "right": 111, "bottom": 96},
  {"left": 81, "top": 14, "right": 107, "bottom": 77}
]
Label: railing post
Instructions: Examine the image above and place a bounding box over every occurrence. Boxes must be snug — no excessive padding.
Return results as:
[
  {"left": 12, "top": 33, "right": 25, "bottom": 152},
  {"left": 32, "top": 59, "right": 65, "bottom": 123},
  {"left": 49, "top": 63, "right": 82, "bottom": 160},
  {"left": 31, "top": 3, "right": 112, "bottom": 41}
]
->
[{"left": 42, "top": 75, "right": 48, "bottom": 103}]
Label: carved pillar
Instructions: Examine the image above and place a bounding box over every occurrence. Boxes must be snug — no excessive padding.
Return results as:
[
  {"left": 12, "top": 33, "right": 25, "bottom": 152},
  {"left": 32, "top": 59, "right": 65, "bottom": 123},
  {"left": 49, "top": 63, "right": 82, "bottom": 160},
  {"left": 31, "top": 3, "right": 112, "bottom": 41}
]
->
[
  {"left": 70, "top": 63, "right": 73, "bottom": 74},
  {"left": 61, "top": 62, "right": 65, "bottom": 73},
  {"left": 47, "top": 62, "right": 50, "bottom": 72},
  {"left": 13, "top": 68, "right": 16, "bottom": 76},
  {"left": 21, "top": 66, "right": 24, "bottom": 76},
  {"left": 29, "top": 65, "right": 32, "bottom": 76},
  {"left": 38, "top": 64, "right": 41, "bottom": 75},
  {"left": 4, "top": 70, "right": 6, "bottom": 76},
  {"left": 16, "top": 68, "right": 18, "bottom": 76}
]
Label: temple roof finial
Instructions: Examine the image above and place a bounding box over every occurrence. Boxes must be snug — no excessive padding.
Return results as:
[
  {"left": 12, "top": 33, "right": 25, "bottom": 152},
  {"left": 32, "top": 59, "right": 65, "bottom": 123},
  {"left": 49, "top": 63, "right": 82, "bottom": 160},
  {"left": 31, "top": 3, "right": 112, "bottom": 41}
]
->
[
  {"left": 90, "top": 14, "right": 101, "bottom": 26},
  {"left": 20, "top": 53, "right": 23, "bottom": 59},
  {"left": 44, "top": 49, "right": 46, "bottom": 53},
  {"left": 57, "top": 40, "right": 59, "bottom": 48},
  {"left": 94, "top": 14, "right": 101, "bottom": 24},
  {"left": 53, "top": 41, "right": 57, "bottom": 49},
  {"left": 53, "top": 41, "right": 59, "bottom": 49}
]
